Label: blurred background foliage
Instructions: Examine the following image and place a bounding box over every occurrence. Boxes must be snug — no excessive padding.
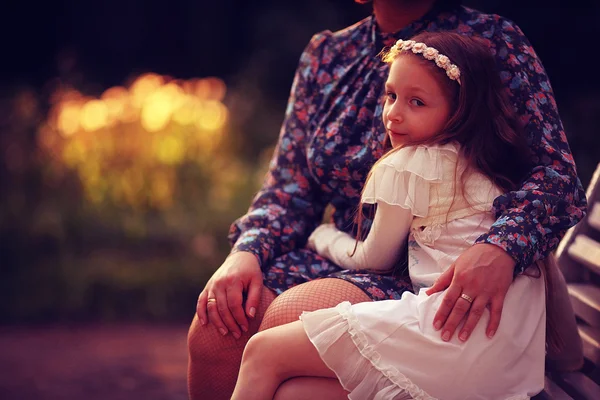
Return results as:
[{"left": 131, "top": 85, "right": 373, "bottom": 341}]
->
[
  {"left": 1, "top": 73, "right": 270, "bottom": 322},
  {"left": 1, "top": 0, "right": 598, "bottom": 324}
]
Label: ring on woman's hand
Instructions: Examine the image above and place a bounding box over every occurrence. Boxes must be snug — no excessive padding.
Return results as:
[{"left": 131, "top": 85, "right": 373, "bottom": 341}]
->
[
  {"left": 460, "top": 293, "right": 474, "bottom": 304},
  {"left": 207, "top": 298, "right": 217, "bottom": 303}
]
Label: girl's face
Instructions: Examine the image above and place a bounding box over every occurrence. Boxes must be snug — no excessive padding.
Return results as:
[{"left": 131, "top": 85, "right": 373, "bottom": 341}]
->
[{"left": 383, "top": 55, "right": 452, "bottom": 148}]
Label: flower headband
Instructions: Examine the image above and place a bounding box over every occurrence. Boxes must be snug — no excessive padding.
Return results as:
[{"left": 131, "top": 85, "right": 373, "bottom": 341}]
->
[{"left": 393, "top": 39, "right": 461, "bottom": 85}]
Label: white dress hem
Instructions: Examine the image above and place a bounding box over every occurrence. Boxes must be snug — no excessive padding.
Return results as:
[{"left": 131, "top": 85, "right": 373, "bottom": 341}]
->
[{"left": 301, "top": 301, "right": 531, "bottom": 400}]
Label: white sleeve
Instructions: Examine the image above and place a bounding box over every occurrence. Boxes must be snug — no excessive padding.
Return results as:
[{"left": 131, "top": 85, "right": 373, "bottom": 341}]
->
[
  {"left": 307, "top": 144, "right": 460, "bottom": 270},
  {"left": 307, "top": 201, "right": 413, "bottom": 271},
  {"left": 361, "top": 143, "right": 458, "bottom": 216}
]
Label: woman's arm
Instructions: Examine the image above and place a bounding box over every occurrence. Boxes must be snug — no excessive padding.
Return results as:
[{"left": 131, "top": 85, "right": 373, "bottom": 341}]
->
[
  {"left": 197, "top": 33, "right": 332, "bottom": 334},
  {"left": 228, "top": 32, "right": 332, "bottom": 270},
  {"left": 429, "top": 17, "right": 588, "bottom": 343},
  {"left": 475, "top": 18, "right": 587, "bottom": 272},
  {"left": 308, "top": 201, "right": 413, "bottom": 271}
]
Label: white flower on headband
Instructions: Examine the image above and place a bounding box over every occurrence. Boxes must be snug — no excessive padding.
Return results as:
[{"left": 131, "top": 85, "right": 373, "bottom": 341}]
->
[
  {"left": 412, "top": 42, "right": 427, "bottom": 53},
  {"left": 423, "top": 47, "right": 439, "bottom": 60},
  {"left": 435, "top": 55, "right": 450, "bottom": 68},
  {"left": 402, "top": 40, "right": 416, "bottom": 50},
  {"left": 447, "top": 65, "right": 461, "bottom": 82},
  {"left": 392, "top": 39, "right": 461, "bottom": 85}
]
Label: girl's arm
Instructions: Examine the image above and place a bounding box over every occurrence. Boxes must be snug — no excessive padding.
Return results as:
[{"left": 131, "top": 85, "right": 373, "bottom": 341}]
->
[{"left": 308, "top": 201, "right": 413, "bottom": 271}]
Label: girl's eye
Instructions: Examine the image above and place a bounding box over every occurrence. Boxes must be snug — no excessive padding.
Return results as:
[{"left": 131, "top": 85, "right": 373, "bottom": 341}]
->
[
  {"left": 386, "top": 92, "right": 397, "bottom": 101},
  {"left": 410, "top": 98, "right": 425, "bottom": 107}
]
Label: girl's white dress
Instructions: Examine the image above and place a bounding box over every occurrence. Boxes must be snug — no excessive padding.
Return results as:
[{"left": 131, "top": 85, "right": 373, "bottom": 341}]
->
[{"left": 302, "top": 142, "right": 545, "bottom": 400}]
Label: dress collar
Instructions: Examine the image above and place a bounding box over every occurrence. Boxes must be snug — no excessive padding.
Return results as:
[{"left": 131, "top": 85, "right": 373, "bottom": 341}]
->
[{"left": 369, "top": 4, "right": 460, "bottom": 50}]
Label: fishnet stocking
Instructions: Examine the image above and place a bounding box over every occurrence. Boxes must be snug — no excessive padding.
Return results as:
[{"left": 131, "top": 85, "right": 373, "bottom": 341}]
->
[
  {"left": 187, "top": 278, "right": 371, "bottom": 399},
  {"left": 187, "top": 286, "right": 276, "bottom": 400},
  {"left": 259, "top": 278, "right": 371, "bottom": 331}
]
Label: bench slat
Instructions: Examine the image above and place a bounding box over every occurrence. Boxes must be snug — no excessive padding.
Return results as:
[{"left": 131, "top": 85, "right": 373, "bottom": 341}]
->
[
  {"left": 569, "top": 283, "right": 600, "bottom": 328},
  {"left": 533, "top": 377, "right": 573, "bottom": 399},
  {"left": 589, "top": 202, "right": 600, "bottom": 232},
  {"left": 567, "top": 235, "right": 600, "bottom": 275},
  {"left": 551, "top": 371, "right": 600, "bottom": 400},
  {"left": 578, "top": 323, "right": 600, "bottom": 365}
]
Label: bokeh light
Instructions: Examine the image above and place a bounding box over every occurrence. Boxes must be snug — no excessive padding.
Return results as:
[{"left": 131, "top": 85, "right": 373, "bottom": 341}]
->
[
  {"left": 80, "top": 100, "right": 109, "bottom": 131},
  {"left": 38, "top": 75, "right": 232, "bottom": 210}
]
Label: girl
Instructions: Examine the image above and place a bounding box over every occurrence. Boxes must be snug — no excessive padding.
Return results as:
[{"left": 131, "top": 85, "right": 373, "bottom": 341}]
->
[{"left": 231, "top": 31, "right": 546, "bottom": 400}]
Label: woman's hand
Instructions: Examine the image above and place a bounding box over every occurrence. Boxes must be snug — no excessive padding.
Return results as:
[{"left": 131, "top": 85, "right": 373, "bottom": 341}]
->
[
  {"left": 426, "top": 243, "right": 515, "bottom": 342},
  {"left": 196, "top": 251, "right": 263, "bottom": 339}
]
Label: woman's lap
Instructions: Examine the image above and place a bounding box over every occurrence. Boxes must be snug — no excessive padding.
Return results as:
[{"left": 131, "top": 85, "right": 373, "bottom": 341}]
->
[{"left": 264, "top": 249, "right": 413, "bottom": 301}]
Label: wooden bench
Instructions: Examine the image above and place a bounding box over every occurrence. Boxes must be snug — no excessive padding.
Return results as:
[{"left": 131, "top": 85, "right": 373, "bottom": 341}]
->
[{"left": 534, "top": 162, "right": 600, "bottom": 399}]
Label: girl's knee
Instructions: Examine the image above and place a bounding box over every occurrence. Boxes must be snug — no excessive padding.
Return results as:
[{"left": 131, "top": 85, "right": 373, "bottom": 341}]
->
[
  {"left": 273, "top": 379, "right": 305, "bottom": 400},
  {"left": 241, "top": 330, "right": 271, "bottom": 364},
  {"left": 274, "top": 377, "right": 348, "bottom": 400},
  {"left": 239, "top": 329, "right": 291, "bottom": 388}
]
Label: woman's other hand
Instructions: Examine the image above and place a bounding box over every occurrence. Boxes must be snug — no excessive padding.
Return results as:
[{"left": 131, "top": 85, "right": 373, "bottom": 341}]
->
[
  {"left": 196, "top": 251, "right": 263, "bottom": 339},
  {"left": 426, "top": 243, "right": 515, "bottom": 342}
]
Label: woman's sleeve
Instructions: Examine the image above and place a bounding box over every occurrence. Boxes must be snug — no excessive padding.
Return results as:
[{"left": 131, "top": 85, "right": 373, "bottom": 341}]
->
[
  {"left": 309, "top": 202, "right": 413, "bottom": 271},
  {"left": 475, "top": 19, "right": 588, "bottom": 273},
  {"left": 227, "top": 33, "right": 331, "bottom": 270}
]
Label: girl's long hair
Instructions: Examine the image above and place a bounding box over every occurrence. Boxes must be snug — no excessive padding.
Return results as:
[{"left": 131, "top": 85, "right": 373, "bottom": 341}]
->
[{"left": 353, "top": 31, "right": 533, "bottom": 250}]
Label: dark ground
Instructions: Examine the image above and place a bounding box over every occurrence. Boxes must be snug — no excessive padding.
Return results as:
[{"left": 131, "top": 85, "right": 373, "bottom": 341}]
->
[{"left": 0, "top": 324, "right": 190, "bottom": 400}]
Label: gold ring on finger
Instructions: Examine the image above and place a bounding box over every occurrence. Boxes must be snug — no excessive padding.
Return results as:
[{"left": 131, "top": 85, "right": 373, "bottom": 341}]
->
[
  {"left": 207, "top": 298, "right": 217, "bottom": 303},
  {"left": 460, "top": 293, "right": 474, "bottom": 304}
]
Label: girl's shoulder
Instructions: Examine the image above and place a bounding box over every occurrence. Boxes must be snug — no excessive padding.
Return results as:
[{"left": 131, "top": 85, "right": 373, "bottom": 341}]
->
[
  {"left": 381, "top": 142, "right": 460, "bottom": 176},
  {"left": 364, "top": 143, "right": 461, "bottom": 216}
]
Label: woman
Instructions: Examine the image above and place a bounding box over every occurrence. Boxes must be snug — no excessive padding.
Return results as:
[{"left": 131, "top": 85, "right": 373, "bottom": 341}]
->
[
  {"left": 233, "top": 31, "right": 546, "bottom": 399},
  {"left": 188, "top": 1, "right": 587, "bottom": 399}
]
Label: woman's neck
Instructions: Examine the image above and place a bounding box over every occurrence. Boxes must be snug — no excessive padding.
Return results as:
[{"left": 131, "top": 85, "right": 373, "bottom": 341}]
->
[{"left": 373, "top": 0, "right": 438, "bottom": 34}]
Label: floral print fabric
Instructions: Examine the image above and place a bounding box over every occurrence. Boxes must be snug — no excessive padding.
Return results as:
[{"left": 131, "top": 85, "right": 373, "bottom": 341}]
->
[{"left": 228, "top": 5, "right": 587, "bottom": 299}]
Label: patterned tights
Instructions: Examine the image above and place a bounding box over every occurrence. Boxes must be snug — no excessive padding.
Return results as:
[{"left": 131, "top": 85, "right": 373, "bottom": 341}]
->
[{"left": 187, "top": 278, "right": 371, "bottom": 400}]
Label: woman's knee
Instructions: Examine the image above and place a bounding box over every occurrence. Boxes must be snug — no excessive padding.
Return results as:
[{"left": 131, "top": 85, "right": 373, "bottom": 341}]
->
[
  {"left": 187, "top": 314, "right": 229, "bottom": 360},
  {"left": 260, "top": 278, "right": 370, "bottom": 331},
  {"left": 188, "top": 286, "right": 276, "bottom": 359},
  {"left": 187, "top": 315, "right": 206, "bottom": 357}
]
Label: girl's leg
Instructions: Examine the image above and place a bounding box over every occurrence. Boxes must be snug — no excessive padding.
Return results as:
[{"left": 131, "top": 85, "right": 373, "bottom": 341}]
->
[
  {"left": 259, "top": 278, "right": 371, "bottom": 330},
  {"left": 187, "top": 287, "right": 276, "bottom": 400},
  {"left": 189, "top": 277, "right": 370, "bottom": 399},
  {"left": 274, "top": 377, "right": 349, "bottom": 400},
  {"left": 231, "top": 320, "right": 342, "bottom": 400},
  {"left": 253, "top": 278, "right": 370, "bottom": 399}
]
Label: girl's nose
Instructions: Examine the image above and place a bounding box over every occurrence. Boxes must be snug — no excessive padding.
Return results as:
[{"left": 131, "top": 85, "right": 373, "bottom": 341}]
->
[{"left": 387, "top": 103, "right": 404, "bottom": 123}]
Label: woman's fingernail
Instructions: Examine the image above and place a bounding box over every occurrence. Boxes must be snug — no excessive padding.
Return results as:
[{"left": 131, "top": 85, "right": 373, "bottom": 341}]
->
[
  {"left": 459, "top": 331, "right": 468, "bottom": 341},
  {"left": 249, "top": 307, "right": 256, "bottom": 318},
  {"left": 442, "top": 331, "right": 450, "bottom": 341},
  {"left": 233, "top": 332, "right": 241, "bottom": 339},
  {"left": 219, "top": 328, "right": 227, "bottom": 336},
  {"left": 434, "top": 321, "right": 442, "bottom": 331},
  {"left": 487, "top": 330, "right": 496, "bottom": 338},
  {"left": 241, "top": 325, "right": 248, "bottom": 333},
  {"left": 200, "top": 318, "right": 206, "bottom": 326}
]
